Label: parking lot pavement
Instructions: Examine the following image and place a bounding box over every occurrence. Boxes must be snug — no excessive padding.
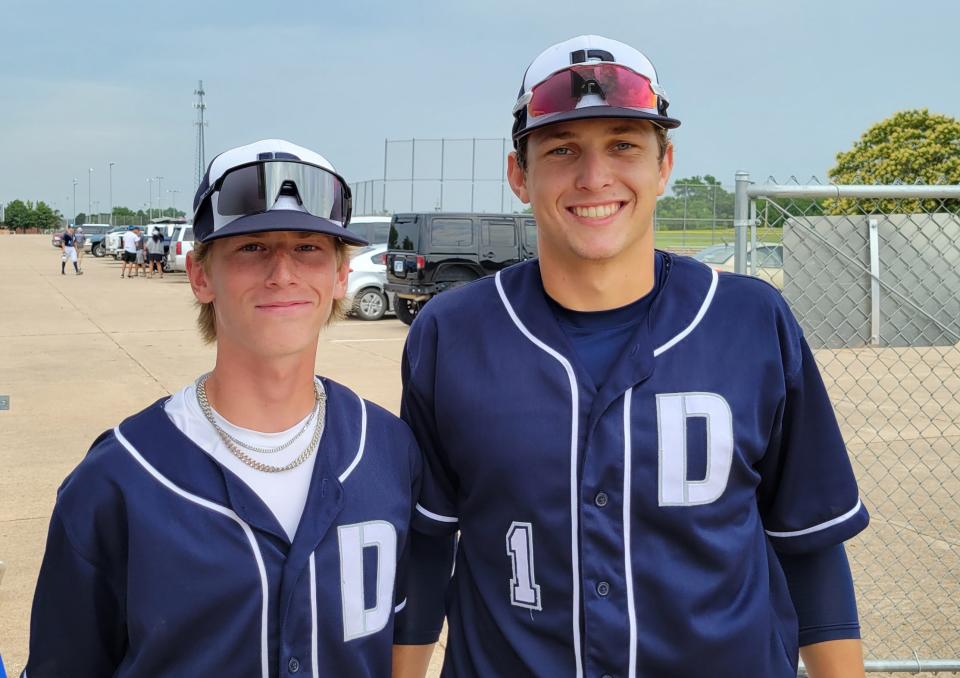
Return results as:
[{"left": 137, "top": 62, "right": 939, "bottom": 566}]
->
[{"left": 0, "top": 235, "right": 447, "bottom": 675}]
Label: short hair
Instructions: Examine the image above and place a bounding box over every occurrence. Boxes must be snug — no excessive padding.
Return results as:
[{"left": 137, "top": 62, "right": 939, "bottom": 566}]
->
[
  {"left": 515, "top": 123, "right": 671, "bottom": 172},
  {"left": 190, "top": 237, "right": 352, "bottom": 344}
]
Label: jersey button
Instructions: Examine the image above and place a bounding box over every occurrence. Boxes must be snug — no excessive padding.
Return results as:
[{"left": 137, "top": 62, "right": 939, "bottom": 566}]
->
[
  {"left": 594, "top": 492, "right": 608, "bottom": 507},
  {"left": 596, "top": 581, "right": 610, "bottom": 597},
  {"left": 287, "top": 657, "right": 301, "bottom": 673}
]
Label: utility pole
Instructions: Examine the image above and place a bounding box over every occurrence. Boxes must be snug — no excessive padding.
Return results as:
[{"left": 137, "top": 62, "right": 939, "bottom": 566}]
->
[
  {"left": 88, "top": 167, "right": 94, "bottom": 217},
  {"left": 108, "top": 161, "right": 116, "bottom": 226},
  {"left": 155, "top": 176, "right": 164, "bottom": 217},
  {"left": 194, "top": 80, "right": 208, "bottom": 189},
  {"left": 167, "top": 188, "right": 180, "bottom": 214},
  {"left": 72, "top": 178, "right": 78, "bottom": 224}
]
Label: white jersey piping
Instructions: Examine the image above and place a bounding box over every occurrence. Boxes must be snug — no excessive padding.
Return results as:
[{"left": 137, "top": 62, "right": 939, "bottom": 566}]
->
[
  {"left": 623, "top": 389, "right": 638, "bottom": 678},
  {"left": 495, "top": 271, "right": 584, "bottom": 678},
  {"left": 309, "top": 553, "right": 319, "bottom": 676},
  {"left": 338, "top": 395, "right": 368, "bottom": 483},
  {"left": 653, "top": 268, "right": 718, "bottom": 357},
  {"left": 765, "top": 498, "right": 863, "bottom": 538},
  {"left": 415, "top": 503, "right": 458, "bottom": 523},
  {"left": 113, "top": 427, "right": 270, "bottom": 678}
]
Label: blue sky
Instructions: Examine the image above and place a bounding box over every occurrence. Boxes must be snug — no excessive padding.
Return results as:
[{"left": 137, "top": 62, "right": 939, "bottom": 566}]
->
[{"left": 1, "top": 0, "right": 958, "bottom": 217}]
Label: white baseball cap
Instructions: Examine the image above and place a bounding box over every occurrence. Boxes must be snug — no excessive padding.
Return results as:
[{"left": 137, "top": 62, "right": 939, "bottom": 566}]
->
[{"left": 512, "top": 35, "right": 680, "bottom": 143}]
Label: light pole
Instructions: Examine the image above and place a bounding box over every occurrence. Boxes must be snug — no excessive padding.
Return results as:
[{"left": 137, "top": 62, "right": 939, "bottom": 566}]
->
[
  {"left": 72, "top": 178, "right": 78, "bottom": 224},
  {"left": 167, "top": 188, "right": 180, "bottom": 215},
  {"left": 108, "top": 161, "right": 116, "bottom": 226},
  {"left": 147, "top": 178, "right": 153, "bottom": 220},
  {"left": 88, "top": 167, "right": 94, "bottom": 217},
  {"left": 155, "top": 176, "right": 164, "bottom": 217}
]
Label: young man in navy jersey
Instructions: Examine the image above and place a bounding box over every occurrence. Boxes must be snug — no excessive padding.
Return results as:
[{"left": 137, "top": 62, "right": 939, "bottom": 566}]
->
[
  {"left": 27, "top": 140, "right": 422, "bottom": 678},
  {"left": 393, "top": 36, "right": 869, "bottom": 678}
]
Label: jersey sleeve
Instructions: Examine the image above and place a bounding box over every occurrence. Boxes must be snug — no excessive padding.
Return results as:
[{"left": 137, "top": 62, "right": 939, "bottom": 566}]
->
[
  {"left": 757, "top": 302, "right": 869, "bottom": 554},
  {"left": 26, "top": 508, "right": 127, "bottom": 676},
  {"left": 401, "top": 312, "right": 460, "bottom": 536}
]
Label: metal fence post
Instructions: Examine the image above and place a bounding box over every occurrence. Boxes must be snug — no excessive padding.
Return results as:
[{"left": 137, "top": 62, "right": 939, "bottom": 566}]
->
[
  {"left": 381, "top": 139, "right": 388, "bottom": 214},
  {"left": 869, "top": 217, "right": 881, "bottom": 345},
  {"left": 734, "top": 171, "right": 750, "bottom": 274}
]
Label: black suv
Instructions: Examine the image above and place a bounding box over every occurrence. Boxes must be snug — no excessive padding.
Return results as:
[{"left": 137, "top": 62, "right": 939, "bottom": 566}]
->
[{"left": 385, "top": 212, "right": 538, "bottom": 325}]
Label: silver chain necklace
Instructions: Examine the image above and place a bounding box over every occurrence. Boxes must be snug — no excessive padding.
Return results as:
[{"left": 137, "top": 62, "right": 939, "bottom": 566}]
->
[{"left": 195, "top": 373, "right": 326, "bottom": 473}]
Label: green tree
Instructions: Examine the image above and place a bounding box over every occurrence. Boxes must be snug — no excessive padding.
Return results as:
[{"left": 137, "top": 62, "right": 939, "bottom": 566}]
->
[
  {"left": 655, "top": 176, "right": 734, "bottom": 231},
  {"left": 34, "top": 201, "right": 59, "bottom": 230},
  {"left": 75, "top": 212, "right": 87, "bottom": 226},
  {"left": 4, "top": 200, "right": 32, "bottom": 232},
  {"left": 826, "top": 109, "right": 960, "bottom": 214}
]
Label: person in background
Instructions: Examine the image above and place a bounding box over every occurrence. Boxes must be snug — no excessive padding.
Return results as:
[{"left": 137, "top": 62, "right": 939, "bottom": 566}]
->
[
  {"left": 60, "top": 225, "right": 82, "bottom": 276},
  {"left": 145, "top": 227, "right": 165, "bottom": 278},
  {"left": 73, "top": 226, "right": 86, "bottom": 273},
  {"left": 120, "top": 226, "right": 140, "bottom": 278}
]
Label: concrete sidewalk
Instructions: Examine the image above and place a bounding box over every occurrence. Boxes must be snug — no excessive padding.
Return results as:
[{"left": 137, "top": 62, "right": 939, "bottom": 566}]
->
[{"left": 0, "top": 235, "right": 444, "bottom": 675}]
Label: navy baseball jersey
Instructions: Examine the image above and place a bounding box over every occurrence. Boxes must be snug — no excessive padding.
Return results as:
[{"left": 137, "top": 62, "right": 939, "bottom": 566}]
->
[
  {"left": 401, "top": 253, "right": 869, "bottom": 678},
  {"left": 26, "top": 379, "right": 420, "bottom": 678}
]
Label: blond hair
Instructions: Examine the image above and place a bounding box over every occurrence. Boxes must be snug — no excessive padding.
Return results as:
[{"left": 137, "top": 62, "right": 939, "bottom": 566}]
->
[{"left": 190, "top": 238, "right": 352, "bottom": 344}]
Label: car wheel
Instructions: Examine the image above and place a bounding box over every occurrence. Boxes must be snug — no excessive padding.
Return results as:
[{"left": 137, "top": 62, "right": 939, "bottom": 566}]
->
[
  {"left": 92, "top": 242, "right": 106, "bottom": 257},
  {"left": 161, "top": 257, "right": 172, "bottom": 273},
  {"left": 352, "top": 288, "right": 388, "bottom": 321},
  {"left": 395, "top": 298, "right": 422, "bottom": 326}
]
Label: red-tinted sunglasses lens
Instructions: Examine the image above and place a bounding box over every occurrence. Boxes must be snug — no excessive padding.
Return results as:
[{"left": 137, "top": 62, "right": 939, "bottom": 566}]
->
[{"left": 528, "top": 64, "right": 658, "bottom": 118}]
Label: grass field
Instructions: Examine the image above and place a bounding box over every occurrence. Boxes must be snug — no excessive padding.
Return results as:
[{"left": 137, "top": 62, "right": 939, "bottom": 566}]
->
[{"left": 654, "top": 227, "right": 783, "bottom": 251}]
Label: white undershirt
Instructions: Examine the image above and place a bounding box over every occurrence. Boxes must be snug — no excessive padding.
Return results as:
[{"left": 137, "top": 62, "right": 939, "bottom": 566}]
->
[{"left": 164, "top": 378, "right": 322, "bottom": 540}]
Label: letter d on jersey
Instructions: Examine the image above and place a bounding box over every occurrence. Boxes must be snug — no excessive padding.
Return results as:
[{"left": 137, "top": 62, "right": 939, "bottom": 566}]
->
[
  {"left": 338, "top": 521, "right": 398, "bottom": 641},
  {"left": 656, "top": 393, "right": 734, "bottom": 506}
]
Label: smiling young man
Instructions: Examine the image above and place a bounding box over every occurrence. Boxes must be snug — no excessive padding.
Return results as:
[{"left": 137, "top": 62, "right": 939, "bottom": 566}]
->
[
  {"left": 26, "top": 140, "right": 422, "bottom": 678},
  {"left": 394, "top": 36, "right": 869, "bottom": 678}
]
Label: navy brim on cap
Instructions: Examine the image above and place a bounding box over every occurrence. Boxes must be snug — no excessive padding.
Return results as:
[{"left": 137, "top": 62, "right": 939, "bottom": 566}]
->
[
  {"left": 517, "top": 106, "right": 682, "bottom": 141},
  {"left": 198, "top": 210, "right": 368, "bottom": 246}
]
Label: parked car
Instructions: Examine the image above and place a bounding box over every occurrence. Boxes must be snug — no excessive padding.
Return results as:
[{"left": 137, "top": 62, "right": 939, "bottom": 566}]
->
[
  {"left": 385, "top": 212, "right": 538, "bottom": 325},
  {"left": 51, "top": 231, "right": 62, "bottom": 247},
  {"left": 105, "top": 227, "right": 128, "bottom": 259},
  {"left": 691, "top": 242, "right": 784, "bottom": 288},
  {"left": 346, "top": 244, "right": 395, "bottom": 321},
  {"left": 345, "top": 216, "right": 393, "bottom": 245},
  {"left": 167, "top": 225, "right": 195, "bottom": 272},
  {"left": 76, "top": 223, "right": 112, "bottom": 257}
]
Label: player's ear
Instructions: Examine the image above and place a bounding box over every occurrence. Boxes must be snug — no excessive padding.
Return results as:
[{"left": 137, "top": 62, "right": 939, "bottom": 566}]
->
[
  {"left": 657, "top": 141, "right": 674, "bottom": 197},
  {"left": 507, "top": 152, "right": 530, "bottom": 204},
  {"left": 332, "top": 246, "right": 349, "bottom": 301},
  {"left": 187, "top": 245, "right": 215, "bottom": 304}
]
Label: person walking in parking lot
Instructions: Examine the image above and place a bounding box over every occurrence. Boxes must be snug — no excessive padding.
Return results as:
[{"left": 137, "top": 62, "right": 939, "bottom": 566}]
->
[
  {"left": 120, "top": 225, "right": 140, "bottom": 278},
  {"left": 145, "top": 227, "right": 165, "bottom": 278},
  {"left": 26, "top": 139, "right": 422, "bottom": 678},
  {"left": 73, "top": 226, "right": 86, "bottom": 272},
  {"left": 60, "top": 225, "right": 82, "bottom": 275},
  {"left": 393, "top": 35, "right": 868, "bottom": 678}
]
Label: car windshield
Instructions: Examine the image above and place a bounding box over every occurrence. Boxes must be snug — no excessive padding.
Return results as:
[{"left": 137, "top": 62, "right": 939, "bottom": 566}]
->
[{"left": 693, "top": 244, "right": 734, "bottom": 264}]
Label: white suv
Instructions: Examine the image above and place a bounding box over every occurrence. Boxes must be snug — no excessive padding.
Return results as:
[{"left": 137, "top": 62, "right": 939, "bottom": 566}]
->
[{"left": 167, "top": 225, "right": 195, "bottom": 272}]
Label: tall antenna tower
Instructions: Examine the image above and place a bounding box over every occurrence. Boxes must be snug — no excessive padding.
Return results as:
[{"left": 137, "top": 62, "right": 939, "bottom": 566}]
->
[{"left": 193, "top": 80, "right": 208, "bottom": 188}]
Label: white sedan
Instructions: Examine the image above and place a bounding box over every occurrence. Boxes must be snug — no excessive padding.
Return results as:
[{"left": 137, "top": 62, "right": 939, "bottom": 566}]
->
[{"left": 346, "top": 244, "right": 395, "bottom": 321}]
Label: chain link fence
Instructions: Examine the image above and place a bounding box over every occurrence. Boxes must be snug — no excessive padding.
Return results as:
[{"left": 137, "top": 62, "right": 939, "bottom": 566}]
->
[{"left": 730, "top": 175, "right": 960, "bottom": 674}]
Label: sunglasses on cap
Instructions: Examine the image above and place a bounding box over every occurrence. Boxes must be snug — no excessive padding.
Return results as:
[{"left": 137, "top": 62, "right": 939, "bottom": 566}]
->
[
  {"left": 195, "top": 159, "right": 352, "bottom": 234},
  {"left": 514, "top": 63, "right": 666, "bottom": 120}
]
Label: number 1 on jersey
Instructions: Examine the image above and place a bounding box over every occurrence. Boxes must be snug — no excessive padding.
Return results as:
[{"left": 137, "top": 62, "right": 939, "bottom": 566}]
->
[{"left": 506, "top": 521, "right": 542, "bottom": 610}]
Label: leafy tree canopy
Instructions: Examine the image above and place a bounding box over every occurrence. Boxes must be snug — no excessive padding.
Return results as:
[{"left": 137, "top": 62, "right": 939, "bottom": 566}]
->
[{"left": 827, "top": 108, "right": 960, "bottom": 213}]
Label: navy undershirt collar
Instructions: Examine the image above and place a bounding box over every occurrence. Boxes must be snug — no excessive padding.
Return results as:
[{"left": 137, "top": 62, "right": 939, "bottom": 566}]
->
[{"left": 547, "top": 253, "right": 663, "bottom": 387}]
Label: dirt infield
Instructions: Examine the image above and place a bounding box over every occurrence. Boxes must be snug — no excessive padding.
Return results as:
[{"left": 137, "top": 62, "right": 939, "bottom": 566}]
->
[{"left": 1, "top": 235, "right": 957, "bottom": 675}]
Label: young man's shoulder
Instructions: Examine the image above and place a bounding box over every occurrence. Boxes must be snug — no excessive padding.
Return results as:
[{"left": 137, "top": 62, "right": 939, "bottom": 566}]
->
[{"left": 322, "top": 378, "right": 418, "bottom": 446}]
